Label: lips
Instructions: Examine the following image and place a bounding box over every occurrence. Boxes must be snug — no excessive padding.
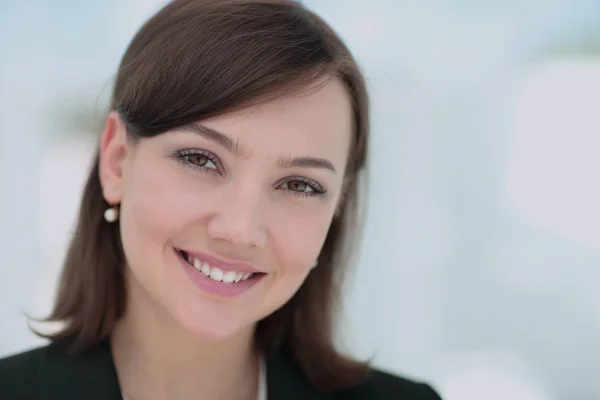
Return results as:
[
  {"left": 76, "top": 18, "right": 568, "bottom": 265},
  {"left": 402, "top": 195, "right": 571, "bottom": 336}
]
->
[
  {"left": 178, "top": 249, "right": 261, "bottom": 284},
  {"left": 174, "top": 248, "right": 266, "bottom": 297}
]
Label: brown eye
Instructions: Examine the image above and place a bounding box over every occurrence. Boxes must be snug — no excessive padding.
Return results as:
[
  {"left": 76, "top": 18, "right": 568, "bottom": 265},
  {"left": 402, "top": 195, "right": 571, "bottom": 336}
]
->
[
  {"left": 184, "top": 154, "right": 217, "bottom": 169},
  {"left": 281, "top": 180, "right": 316, "bottom": 194},
  {"left": 186, "top": 154, "right": 207, "bottom": 166},
  {"left": 277, "top": 176, "right": 326, "bottom": 198},
  {"left": 285, "top": 180, "right": 311, "bottom": 193}
]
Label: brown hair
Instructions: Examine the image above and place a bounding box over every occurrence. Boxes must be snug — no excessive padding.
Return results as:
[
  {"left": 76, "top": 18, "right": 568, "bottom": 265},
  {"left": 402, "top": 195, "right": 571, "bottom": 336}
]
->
[{"left": 41, "top": 0, "right": 370, "bottom": 391}]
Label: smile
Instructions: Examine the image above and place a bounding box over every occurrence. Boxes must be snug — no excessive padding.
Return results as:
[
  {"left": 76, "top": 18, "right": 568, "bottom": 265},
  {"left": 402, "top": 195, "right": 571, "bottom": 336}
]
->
[
  {"left": 179, "top": 250, "right": 257, "bottom": 283},
  {"left": 174, "top": 248, "right": 265, "bottom": 297}
]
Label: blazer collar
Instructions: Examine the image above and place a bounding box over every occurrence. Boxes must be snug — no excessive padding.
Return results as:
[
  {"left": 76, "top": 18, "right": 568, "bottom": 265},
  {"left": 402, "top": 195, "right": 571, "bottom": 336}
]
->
[
  {"left": 38, "top": 340, "right": 122, "bottom": 400},
  {"left": 38, "top": 340, "right": 331, "bottom": 400},
  {"left": 265, "top": 350, "right": 333, "bottom": 400}
]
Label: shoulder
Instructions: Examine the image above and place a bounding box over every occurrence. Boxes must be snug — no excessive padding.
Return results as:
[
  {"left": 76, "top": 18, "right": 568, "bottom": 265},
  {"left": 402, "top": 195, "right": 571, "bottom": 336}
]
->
[
  {"left": 0, "top": 344, "right": 50, "bottom": 397},
  {"left": 0, "top": 340, "right": 121, "bottom": 399},
  {"left": 336, "top": 368, "right": 442, "bottom": 400},
  {"left": 266, "top": 351, "right": 442, "bottom": 400}
]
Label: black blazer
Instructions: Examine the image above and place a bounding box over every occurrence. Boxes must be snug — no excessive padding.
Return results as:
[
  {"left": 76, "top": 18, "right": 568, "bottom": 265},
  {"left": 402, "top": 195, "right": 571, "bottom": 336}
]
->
[{"left": 0, "top": 340, "right": 442, "bottom": 399}]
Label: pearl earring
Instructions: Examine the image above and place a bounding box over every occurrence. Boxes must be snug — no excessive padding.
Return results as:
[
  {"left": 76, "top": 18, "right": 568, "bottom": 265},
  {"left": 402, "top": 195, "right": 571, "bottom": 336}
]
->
[{"left": 104, "top": 206, "right": 119, "bottom": 223}]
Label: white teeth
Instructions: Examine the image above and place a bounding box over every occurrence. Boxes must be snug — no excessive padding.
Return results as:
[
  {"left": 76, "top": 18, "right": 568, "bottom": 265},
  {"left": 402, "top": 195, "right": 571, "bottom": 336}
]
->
[
  {"left": 201, "top": 262, "right": 211, "bottom": 277},
  {"left": 209, "top": 267, "right": 224, "bottom": 282},
  {"left": 187, "top": 255, "right": 257, "bottom": 283},
  {"left": 222, "top": 271, "right": 236, "bottom": 283}
]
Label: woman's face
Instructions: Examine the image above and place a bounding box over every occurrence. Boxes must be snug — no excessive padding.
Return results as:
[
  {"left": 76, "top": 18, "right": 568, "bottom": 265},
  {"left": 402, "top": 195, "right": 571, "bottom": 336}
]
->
[{"left": 99, "top": 79, "right": 353, "bottom": 340}]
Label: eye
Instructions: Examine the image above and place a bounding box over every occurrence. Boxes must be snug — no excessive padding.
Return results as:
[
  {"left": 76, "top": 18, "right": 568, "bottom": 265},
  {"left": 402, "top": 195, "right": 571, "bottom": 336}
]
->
[
  {"left": 282, "top": 180, "right": 313, "bottom": 193},
  {"left": 184, "top": 153, "right": 217, "bottom": 170},
  {"left": 278, "top": 177, "right": 326, "bottom": 198},
  {"left": 172, "top": 149, "right": 221, "bottom": 174}
]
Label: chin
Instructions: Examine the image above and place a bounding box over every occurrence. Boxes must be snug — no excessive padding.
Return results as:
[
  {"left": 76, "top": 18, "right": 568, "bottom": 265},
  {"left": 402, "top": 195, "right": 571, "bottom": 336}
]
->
[{"left": 171, "top": 299, "right": 252, "bottom": 342}]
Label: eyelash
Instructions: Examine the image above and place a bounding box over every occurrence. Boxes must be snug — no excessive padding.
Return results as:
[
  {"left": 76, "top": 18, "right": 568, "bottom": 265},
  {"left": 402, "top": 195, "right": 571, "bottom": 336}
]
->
[
  {"left": 171, "top": 149, "right": 327, "bottom": 198},
  {"left": 173, "top": 149, "right": 221, "bottom": 175},
  {"left": 278, "top": 176, "right": 326, "bottom": 198}
]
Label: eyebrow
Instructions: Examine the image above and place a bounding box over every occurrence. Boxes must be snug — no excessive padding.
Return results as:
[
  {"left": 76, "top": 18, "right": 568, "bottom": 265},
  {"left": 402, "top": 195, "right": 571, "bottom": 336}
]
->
[
  {"left": 177, "top": 123, "right": 336, "bottom": 173},
  {"left": 278, "top": 156, "right": 336, "bottom": 173},
  {"left": 178, "top": 123, "right": 245, "bottom": 157}
]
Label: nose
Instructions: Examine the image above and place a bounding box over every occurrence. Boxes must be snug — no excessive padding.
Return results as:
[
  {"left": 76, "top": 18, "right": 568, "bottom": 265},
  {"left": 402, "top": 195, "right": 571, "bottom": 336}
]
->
[{"left": 206, "top": 183, "right": 268, "bottom": 249}]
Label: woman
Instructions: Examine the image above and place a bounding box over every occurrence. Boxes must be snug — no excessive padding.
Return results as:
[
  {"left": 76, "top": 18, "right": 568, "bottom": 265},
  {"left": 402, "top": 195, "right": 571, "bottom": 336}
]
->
[{"left": 0, "top": 1, "right": 442, "bottom": 399}]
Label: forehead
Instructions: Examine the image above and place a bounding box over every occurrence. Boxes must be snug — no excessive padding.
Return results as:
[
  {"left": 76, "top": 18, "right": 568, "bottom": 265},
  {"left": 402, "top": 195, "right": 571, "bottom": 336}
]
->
[{"left": 200, "top": 78, "right": 353, "bottom": 162}]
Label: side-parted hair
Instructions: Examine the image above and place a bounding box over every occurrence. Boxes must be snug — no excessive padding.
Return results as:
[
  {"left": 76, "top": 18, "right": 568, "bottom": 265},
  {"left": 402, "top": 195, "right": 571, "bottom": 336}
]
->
[{"left": 41, "top": 0, "right": 370, "bottom": 391}]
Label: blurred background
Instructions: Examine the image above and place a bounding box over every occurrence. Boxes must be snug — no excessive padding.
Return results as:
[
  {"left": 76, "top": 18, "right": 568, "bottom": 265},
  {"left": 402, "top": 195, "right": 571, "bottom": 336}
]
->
[{"left": 1, "top": 0, "right": 599, "bottom": 399}]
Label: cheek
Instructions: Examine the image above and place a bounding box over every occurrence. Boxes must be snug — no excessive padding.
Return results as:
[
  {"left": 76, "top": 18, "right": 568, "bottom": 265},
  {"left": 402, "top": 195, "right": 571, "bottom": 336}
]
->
[
  {"left": 122, "top": 180, "right": 181, "bottom": 248},
  {"left": 260, "top": 200, "right": 336, "bottom": 313},
  {"left": 256, "top": 208, "right": 332, "bottom": 319},
  {"left": 118, "top": 163, "right": 210, "bottom": 286},
  {"left": 121, "top": 163, "right": 214, "bottom": 246},
  {"left": 269, "top": 204, "right": 333, "bottom": 272}
]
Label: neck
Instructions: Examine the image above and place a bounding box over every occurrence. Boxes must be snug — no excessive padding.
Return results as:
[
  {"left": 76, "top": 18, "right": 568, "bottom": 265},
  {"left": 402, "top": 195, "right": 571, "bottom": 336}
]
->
[{"left": 111, "top": 276, "right": 259, "bottom": 400}]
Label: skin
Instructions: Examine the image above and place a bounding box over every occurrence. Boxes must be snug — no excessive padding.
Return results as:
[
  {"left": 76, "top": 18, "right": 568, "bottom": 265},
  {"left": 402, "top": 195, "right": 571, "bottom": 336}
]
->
[{"left": 98, "top": 78, "right": 353, "bottom": 400}]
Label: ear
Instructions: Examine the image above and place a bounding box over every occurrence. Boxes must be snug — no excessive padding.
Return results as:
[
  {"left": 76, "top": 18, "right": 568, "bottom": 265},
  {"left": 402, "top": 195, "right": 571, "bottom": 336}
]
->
[{"left": 98, "top": 111, "right": 129, "bottom": 205}]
